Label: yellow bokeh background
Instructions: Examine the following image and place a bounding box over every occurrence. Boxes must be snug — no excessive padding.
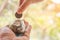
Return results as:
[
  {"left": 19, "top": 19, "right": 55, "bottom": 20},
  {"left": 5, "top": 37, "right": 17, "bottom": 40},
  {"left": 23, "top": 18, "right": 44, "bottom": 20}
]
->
[{"left": 0, "top": 0, "right": 60, "bottom": 40}]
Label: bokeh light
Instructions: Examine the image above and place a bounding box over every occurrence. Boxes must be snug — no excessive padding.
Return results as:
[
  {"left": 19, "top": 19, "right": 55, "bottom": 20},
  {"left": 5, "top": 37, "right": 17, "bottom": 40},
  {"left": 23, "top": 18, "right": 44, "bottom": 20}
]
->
[{"left": 0, "top": 0, "right": 60, "bottom": 40}]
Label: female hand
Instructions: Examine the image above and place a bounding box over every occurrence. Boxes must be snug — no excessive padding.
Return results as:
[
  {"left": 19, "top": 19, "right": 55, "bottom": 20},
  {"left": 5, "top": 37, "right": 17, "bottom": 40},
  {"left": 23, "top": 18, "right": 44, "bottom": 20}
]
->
[{"left": 0, "top": 21, "right": 31, "bottom": 40}]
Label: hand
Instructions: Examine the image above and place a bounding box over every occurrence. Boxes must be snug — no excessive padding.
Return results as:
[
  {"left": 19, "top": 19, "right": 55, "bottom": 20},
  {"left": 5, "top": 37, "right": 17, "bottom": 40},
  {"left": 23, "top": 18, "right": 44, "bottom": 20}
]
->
[
  {"left": 0, "top": 22, "right": 31, "bottom": 40},
  {"left": 13, "top": 24, "right": 31, "bottom": 40},
  {"left": 17, "top": 0, "right": 43, "bottom": 14},
  {"left": 0, "top": 27, "right": 16, "bottom": 40}
]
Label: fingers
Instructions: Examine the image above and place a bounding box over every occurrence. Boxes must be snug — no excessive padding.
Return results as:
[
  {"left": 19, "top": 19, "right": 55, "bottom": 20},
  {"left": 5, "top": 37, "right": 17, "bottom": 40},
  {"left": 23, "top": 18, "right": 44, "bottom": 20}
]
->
[
  {"left": 0, "top": 27, "right": 16, "bottom": 40},
  {"left": 14, "top": 25, "right": 31, "bottom": 40},
  {"left": 21, "top": 21, "right": 31, "bottom": 37},
  {"left": 24, "top": 25, "right": 32, "bottom": 37},
  {"left": 17, "top": 0, "right": 31, "bottom": 14},
  {"left": 19, "top": 0, "right": 25, "bottom": 5},
  {"left": 17, "top": 0, "right": 43, "bottom": 14},
  {"left": 13, "top": 21, "right": 32, "bottom": 40},
  {"left": 13, "top": 36, "right": 29, "bottom": 40}
]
